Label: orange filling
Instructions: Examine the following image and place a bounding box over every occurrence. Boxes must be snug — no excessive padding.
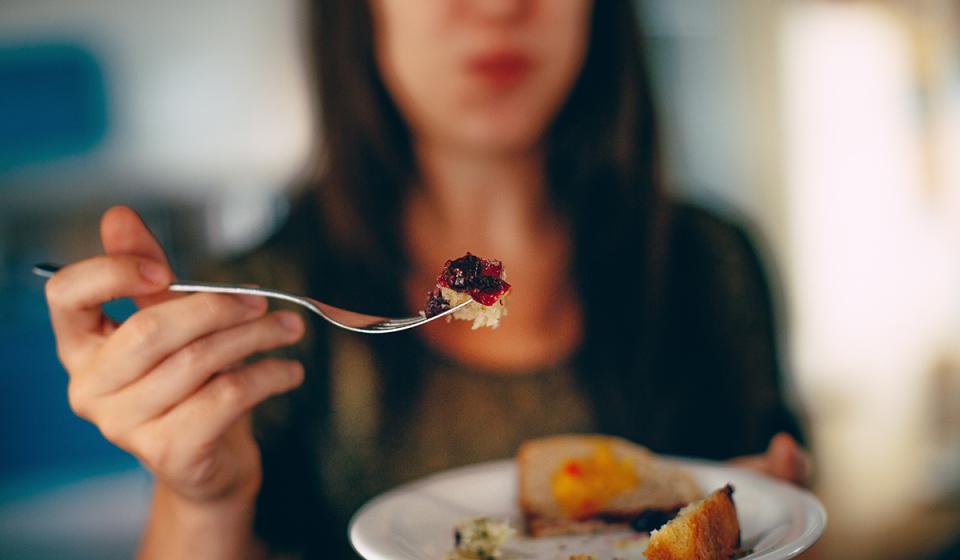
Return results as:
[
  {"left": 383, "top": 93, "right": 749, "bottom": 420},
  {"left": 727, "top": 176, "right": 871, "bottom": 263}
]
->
[{"left": 550, "top": 443, "right": 639, "bottom": 518}]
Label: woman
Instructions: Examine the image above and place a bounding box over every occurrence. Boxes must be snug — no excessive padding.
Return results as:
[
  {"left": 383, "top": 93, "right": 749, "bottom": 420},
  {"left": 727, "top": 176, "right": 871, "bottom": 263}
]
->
[{"left": 43, "top": 1, "right": 809, "bottom": 558}]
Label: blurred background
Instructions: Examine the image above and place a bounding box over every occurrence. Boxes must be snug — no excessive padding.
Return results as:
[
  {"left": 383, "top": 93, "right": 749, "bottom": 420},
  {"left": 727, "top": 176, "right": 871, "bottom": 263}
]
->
[{"left": 0, "top": 0, "right": 958, "bottom": 558}]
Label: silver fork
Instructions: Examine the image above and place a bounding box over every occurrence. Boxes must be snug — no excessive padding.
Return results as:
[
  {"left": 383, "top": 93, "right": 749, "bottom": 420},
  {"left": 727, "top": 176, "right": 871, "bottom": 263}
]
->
[{"left": 33, "top": 263, "right": 470, "bottom": 334}]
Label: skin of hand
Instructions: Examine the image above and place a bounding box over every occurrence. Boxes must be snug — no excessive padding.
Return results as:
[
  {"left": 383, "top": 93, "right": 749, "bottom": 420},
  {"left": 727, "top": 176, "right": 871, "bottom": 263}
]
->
[
  {"left": 732, "top": 432, "right": 813, "bottom": 486},
  {"left": 44, "top": 205, "right": 306, "bottom": 508}
]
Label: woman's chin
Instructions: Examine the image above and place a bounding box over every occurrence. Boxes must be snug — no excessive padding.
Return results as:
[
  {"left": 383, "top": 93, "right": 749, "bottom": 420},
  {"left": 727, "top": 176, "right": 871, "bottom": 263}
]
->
[{"left": 449, "top": 124, "right": 547, "bottom": 157}]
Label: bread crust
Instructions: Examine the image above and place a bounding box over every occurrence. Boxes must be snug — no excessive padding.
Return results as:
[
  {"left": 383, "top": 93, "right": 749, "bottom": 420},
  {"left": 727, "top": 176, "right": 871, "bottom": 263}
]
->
[{"left": 644, "top": 484, "right": 740, "bottom": 560}]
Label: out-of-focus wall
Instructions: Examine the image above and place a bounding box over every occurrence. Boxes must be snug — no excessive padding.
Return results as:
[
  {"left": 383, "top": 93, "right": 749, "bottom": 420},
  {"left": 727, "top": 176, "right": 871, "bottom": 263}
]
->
[
  {"left": 0, "top": 0, "right": 312, "bottom": 192},
  {"left": 780, "top": 2, "right": 960, "bottom": 558},
  {"left": 0, "top": 0, "right": 312, "bottom": 253}
]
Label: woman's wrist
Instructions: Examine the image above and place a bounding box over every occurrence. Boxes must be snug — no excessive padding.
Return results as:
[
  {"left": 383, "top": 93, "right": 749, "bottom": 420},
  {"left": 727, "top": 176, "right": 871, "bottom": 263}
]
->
[
  {"left": 139, "top": 482, "right": 260, "bottom": 560},
  {"left": 160, "top": 480, "right": 255, "bottom": 522}
]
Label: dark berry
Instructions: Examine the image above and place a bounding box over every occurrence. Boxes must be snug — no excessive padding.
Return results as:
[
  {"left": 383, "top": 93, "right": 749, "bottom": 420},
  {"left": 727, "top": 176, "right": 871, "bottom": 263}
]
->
[
  {"left": 423, "top": 290, "right": 450, "bottom": 318},
  {"left": 472, "top": 274, "right": 502, "bottom": 292},
  {"left": 434, "top": 252, "right": 510, "bottom": 307},
  {"left": 439, "top": 253, "right": 482, "bottom": 290}
]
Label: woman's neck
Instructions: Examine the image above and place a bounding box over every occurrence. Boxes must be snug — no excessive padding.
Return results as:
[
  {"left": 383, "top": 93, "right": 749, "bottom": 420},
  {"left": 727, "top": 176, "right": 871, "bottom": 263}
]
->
[
  {"left": 410, "top": 141, "right": 554, "bottom": 244},
  {"left": 402, "top": 141, "right": 582, "bottom": 374}
]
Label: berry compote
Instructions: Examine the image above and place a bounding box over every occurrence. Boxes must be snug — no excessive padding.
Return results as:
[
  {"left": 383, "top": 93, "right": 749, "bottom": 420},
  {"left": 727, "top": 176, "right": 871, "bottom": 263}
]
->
[{"left": 423, "top": 253, "right": 511, "bottom": 317}]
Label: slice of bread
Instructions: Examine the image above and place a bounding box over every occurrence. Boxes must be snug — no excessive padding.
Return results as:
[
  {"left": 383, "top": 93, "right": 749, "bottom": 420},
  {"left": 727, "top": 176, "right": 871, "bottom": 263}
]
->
[
  {"left": 516, "top": 434, "right": 700, "bottom": 537},
  {"left": 644, "top": 484, "right": 740, "bottom": 560}
]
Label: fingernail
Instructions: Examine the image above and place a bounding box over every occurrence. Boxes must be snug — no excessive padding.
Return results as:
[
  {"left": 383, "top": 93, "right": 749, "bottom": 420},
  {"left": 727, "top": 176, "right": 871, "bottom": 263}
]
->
[
  {"left": 140, "top": 262, "right": 167, "bottom": 284},
  {"left": 239, "top": 294, "right": 266, "bottom": 309},
  {"left": 278, "top": 313, "right": 302, "bottom": 333}
]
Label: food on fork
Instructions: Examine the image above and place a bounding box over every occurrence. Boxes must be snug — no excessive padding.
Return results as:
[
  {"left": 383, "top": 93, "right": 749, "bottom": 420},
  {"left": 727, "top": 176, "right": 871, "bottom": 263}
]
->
[
  {"left": 423, "top": 253, "right": 511, "bottom": 329},
  {"left": 516, "top": 434, "right": 701, "bottom": 537},
  {"left": 644, "top": 485, "right": 740, "bottom": 560}
]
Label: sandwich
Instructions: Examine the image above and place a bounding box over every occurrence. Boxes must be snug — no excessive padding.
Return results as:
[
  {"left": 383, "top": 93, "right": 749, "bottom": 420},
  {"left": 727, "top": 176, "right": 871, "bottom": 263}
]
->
[{"left": 516, "top": 434, "right": 701, "bottom": 537}]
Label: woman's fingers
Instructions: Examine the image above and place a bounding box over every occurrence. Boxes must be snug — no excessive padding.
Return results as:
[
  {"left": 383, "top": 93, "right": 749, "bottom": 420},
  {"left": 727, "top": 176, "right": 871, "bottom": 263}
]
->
[
  {"left": 47, "top": 206, "right": 178, "bottom": 367},
  {"left": 89, "top": 292, "right": 269, "bottom": 395},
  {"left": 731, "top": 433, "right": 812, "bottom": 486},
  {"left": 143, "top": 358, "right": 304, "bottom": 466},
  {"left": 108, "top": 311, "right": 304, "bottom": 428},
  {"left": 99, "top": 206, "right": 178, "bottom": 310},
  {"left": 45, "top": 255, "right": 172, "bottom": 360},
  {"left": 764, "top": 433, "right": 812, "bottom": 484}
]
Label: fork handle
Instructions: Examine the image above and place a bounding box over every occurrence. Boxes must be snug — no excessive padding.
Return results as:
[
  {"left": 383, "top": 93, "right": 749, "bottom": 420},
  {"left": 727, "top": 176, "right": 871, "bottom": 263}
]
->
[
  {"left": 32, "top": 263, "right": 300, "bottom": 306},
  {"left": 32, "top": 263, "right": 62, "bottom": 279},
  {"left": 166, "top": 282, "right": 306, "bottom": 307}
]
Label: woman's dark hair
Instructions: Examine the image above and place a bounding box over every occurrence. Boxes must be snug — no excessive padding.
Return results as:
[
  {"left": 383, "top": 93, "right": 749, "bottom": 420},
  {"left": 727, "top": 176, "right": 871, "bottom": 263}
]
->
[{"left": 309, "top": 0, "right": 669, "bottom": 441}]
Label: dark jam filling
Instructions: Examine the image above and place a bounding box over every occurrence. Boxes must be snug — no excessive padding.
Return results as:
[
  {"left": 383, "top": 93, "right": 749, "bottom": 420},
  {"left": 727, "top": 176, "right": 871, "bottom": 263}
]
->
[
  {"left": 436, "top": 253, "right": 510, "bottom": 306},
  {"left": 628, "top": 507, "right": 681, "bottom": 533},
  {"left": 423, "top": 289, "right": 451, "bottom": 318}
]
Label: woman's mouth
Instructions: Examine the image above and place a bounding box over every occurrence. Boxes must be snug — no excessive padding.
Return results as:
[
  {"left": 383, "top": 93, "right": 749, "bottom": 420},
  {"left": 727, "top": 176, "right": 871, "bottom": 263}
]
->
[{"left": 466, "top": 51, "right": 533, "bottom": 89}]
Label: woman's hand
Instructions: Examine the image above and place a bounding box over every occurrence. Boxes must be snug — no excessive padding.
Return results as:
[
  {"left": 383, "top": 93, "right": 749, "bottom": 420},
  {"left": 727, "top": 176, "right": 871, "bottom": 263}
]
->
[
  {"left": 45, "top": 206, "right": 306, "bottom": 509},
  {"left": 731, "top": 432, "right": 812, "bottom": 486}
]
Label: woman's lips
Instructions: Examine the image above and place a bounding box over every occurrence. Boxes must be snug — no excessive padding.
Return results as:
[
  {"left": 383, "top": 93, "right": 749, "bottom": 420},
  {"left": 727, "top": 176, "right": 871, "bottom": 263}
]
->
[{"left": 466, "top": 51, "right": 533, "bottom": 88}]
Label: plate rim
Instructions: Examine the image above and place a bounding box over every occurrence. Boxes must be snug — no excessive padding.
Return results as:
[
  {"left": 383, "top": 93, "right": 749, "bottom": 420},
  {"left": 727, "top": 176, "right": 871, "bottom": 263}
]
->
[{"left": 349, "top": 457, "right": 827, "bottom": 560}]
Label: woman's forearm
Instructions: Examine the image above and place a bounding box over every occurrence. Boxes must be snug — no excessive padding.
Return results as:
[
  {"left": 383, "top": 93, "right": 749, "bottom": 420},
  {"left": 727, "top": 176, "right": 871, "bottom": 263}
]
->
[{"left": 138, "top": 482, "right": 264, "bottom": 560}]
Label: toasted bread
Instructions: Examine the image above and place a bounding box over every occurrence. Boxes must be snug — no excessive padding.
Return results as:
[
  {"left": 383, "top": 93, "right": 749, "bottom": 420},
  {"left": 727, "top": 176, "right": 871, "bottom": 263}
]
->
[
  {"left": 516, "top": 434, "right": 700, "bottom": 537},
  {"left": 644, "top": 484, "right": 740, "bottom": 560}
]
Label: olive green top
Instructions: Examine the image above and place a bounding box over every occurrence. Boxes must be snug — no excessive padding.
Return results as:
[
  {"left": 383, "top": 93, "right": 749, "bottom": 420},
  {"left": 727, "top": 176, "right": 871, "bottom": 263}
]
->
[{"left": 318, "top": 332, "right": 595, "bottom": 521}]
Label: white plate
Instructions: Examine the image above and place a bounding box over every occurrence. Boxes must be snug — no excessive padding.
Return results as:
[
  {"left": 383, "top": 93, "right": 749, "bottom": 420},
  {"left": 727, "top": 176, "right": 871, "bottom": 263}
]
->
[{"left": 350, "top": 458, "right": 826, "bottom": 560}]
